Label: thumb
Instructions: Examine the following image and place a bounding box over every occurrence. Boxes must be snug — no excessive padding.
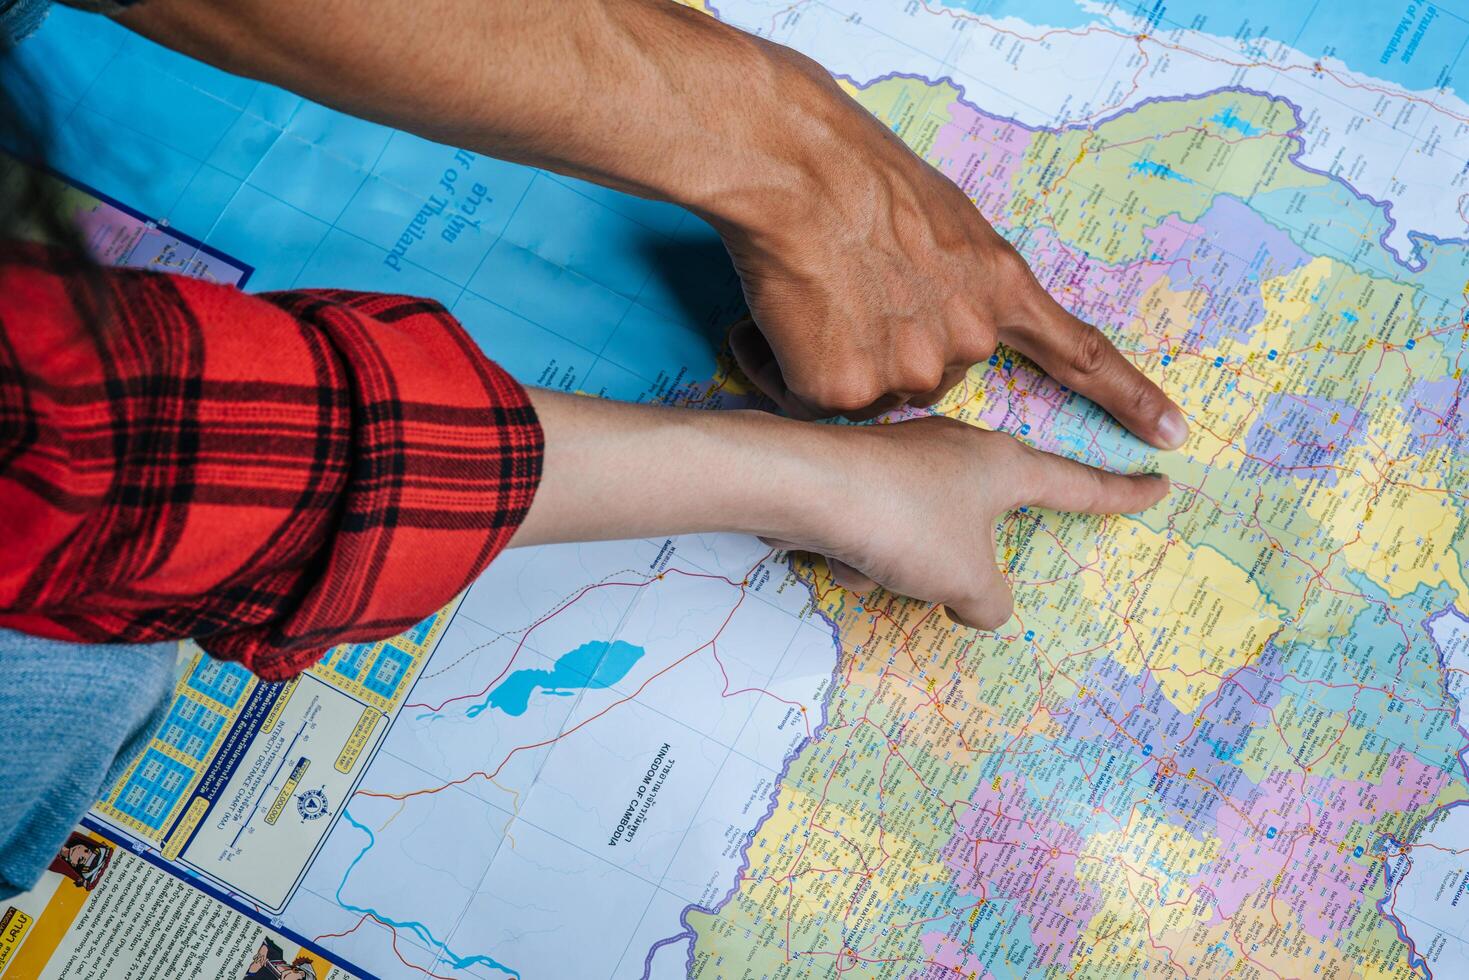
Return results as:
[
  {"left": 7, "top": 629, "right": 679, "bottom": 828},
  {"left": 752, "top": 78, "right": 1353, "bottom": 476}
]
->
[
  {"left": 942, "top": 539, "right": 1015, "bottom": 631},
  {"left": 728, "top": 319, "right": 820, "bottom": 420},
  {"left": 826, "top": 557, "right": 878, "bottom": 593}
]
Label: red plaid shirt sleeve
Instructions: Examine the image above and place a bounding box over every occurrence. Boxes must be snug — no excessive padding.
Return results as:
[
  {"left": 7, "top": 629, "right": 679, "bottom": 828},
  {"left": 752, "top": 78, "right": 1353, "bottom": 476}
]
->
[{"left": 0, "top": 242, "right": 543, "bottom": 680}]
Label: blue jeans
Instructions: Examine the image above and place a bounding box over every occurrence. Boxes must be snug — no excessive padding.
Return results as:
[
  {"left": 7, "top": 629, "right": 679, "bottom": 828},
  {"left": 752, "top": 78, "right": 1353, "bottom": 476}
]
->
[{"left": 0, "top": 628, "right": 177, "bottom": 898}]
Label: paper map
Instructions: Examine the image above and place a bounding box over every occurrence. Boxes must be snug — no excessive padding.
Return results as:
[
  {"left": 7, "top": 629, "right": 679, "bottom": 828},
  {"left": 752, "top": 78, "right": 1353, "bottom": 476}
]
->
[{"left": 3, "top": 1, "right": 1468, "bottom": 978}]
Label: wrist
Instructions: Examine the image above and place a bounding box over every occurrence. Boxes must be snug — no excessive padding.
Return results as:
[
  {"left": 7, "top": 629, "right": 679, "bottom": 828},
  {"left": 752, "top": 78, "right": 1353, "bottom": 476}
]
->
[
  {"left": 697, "top": 408, "right": 839, "bottom": 543},
  {"left": 679, "top": 41, "right": 869, "bottom": 239},
  {"left": 511, "top": 390, "right": 845, "bottom": 550}
]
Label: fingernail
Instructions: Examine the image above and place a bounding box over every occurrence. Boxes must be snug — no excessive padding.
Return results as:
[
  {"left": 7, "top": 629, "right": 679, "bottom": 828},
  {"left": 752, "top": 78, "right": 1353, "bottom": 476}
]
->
[{"left": 1156, "top": 408, "right": 1189, "bottom": 450}]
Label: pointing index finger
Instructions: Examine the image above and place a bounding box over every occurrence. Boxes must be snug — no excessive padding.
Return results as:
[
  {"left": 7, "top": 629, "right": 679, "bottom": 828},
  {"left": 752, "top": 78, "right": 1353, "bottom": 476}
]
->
[
  {"left": 1011, "top": 442, "right": 1171, "bottom": 515},
  {"left": 1001, "top": 293, "right": 1190, "bottom": 450}
]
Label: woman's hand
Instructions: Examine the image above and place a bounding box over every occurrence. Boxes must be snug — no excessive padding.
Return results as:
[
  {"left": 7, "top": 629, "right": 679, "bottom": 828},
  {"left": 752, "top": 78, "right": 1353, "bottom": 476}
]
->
[
  {"left": 512, "top": 391, "right": 1168, "bottom": 631},
  {"left": 767, "top": 417, "right": 1168, "bottom": 629}
]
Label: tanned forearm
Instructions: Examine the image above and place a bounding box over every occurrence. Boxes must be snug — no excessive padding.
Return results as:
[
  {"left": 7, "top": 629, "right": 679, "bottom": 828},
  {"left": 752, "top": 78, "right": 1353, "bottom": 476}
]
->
[
  {"left": 122, "top": 0, "right": 1187, "bottom": 444},
  {"left": 121, "top": 0, "right": 851, "bottom": 234}
]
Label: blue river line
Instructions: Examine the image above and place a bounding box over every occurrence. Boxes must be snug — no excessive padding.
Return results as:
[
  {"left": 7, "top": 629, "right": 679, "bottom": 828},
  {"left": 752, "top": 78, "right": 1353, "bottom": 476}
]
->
[{"left": 336, "top": 810, "right": 521, "bottom": 978}]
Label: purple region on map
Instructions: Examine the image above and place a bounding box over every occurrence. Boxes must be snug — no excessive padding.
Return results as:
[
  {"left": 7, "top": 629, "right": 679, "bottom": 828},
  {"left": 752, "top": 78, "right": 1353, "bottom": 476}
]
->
[
  {"left": 1243, "top": 392, "right": 1366, "bottom": 483},
  {"left": 75, "top": 202, "right": 248, "bottom": 287},
  {"left": 1405, "top": 376, "right": 1469, "bottom": 454},
  {"left": 1162, "top": 196, "right": 1312, "bottom": 349}
]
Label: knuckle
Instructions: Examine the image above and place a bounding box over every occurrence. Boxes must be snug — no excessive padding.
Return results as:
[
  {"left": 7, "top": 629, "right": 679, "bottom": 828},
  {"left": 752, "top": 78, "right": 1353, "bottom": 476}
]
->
[
  {"left": 1126, "top": 377, "right": 1162, "bottom": 416},
  {"left": 990, "top": 240, "right": 1032, "bottom": 286},
  {"left": 900, "top": 358, "right": 946, "bottom": 393},
  {"left": 830, "top": 388, "right": 884, "bottom": 414},
  {"left": 804, "top": 375, "right": 882, "bottom": 414},
  {"left": 1068, "top": 326, "right": 1113, "bottom": 379},
  {"left": 959, "top": 326, "right": 998, "bottom": 362},
  {"left": 782, "top": 366, "right": 821, "bottom": 400}
]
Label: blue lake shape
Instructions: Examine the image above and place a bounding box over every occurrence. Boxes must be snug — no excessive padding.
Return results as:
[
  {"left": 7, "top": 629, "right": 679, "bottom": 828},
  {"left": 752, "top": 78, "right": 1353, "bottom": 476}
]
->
[
  {"left": 1210, "top": 106, "right": 1262, "bottom": 137},
  {"left": 469, "top": 640, "right": 645, "bottom": 718},
  {"left": 1130, "top": 160, "right": 1193, "bottom": 182}
]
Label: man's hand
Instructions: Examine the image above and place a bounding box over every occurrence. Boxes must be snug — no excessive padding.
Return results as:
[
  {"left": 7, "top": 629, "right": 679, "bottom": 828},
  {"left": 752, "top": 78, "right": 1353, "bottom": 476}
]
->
[
  {"left": 248, "top": 944, "right": 270, "bottom": 972},
  {"left": 717, "top": 53, "right": 1188, "bottom": 446}
]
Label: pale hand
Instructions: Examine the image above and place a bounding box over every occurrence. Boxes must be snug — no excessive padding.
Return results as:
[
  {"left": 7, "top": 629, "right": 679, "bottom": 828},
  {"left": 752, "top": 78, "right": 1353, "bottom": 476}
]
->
[{"left": 762, "top": 417, "right": 1169, "bottom": 629}]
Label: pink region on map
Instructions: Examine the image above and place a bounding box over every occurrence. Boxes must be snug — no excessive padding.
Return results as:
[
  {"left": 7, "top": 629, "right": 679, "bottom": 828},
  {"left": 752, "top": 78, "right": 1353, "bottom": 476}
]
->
[
  {"left": 1192, "top": 748, "right": 1451, "bottom": 932},
  {"left": 931, "top": 99, "right": 1034, "bottom": 219},
  {"left": 73, "top": 200, "right": 248, "bottom": 287}
]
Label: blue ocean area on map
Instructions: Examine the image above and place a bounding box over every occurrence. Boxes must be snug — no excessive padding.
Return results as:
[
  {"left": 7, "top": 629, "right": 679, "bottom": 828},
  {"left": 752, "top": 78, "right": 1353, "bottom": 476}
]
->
[
  {"left": 937, "top": 0, "right": 1469, "bottom": 94},
  {"left": 14, "top": 7, "right": 746, "bottom": 404},
  {"left": 471, "top": 640, "right": 646, "bottom": 718}
]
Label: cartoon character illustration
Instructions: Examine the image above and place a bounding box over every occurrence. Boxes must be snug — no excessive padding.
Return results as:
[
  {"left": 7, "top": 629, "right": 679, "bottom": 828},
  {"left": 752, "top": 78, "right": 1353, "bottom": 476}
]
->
[
  {"left": 243, "top": 938, "right": 283, "bottom": 980},
  {"left": 278, "top": 958, "right": 318, "bottom": 980},
  {"left": 47, "top": 832, "right": 112, "bottom": 890},
  {"left": 243, "top": 940, "right": 319, "bottom": 980}
]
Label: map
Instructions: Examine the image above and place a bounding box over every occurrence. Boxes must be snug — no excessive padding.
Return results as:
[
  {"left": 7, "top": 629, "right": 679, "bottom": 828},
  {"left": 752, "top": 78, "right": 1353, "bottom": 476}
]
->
[{"left": 3, "top": 1, "right": 1468, "bottom": 978}]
